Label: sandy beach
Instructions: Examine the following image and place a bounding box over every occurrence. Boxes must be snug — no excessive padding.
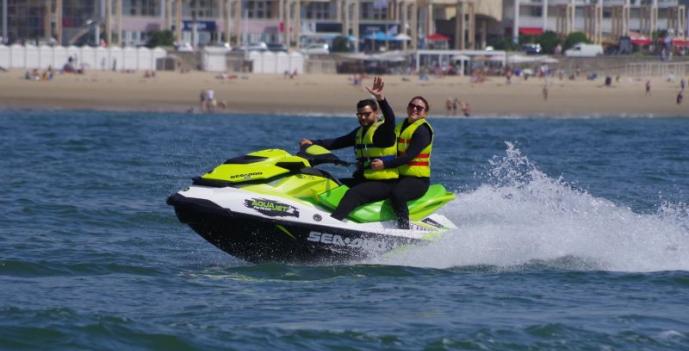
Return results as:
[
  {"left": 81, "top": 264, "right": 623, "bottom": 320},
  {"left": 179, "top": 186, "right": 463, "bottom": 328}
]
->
[{"left": 1, "top": 69, "right": 688, "bottom": 117}]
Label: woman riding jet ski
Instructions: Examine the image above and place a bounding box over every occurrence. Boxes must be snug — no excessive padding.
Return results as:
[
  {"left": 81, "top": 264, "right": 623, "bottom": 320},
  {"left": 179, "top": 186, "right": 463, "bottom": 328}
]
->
[{"left": 167, "top": 145, "right": 456, "bottom": 263}]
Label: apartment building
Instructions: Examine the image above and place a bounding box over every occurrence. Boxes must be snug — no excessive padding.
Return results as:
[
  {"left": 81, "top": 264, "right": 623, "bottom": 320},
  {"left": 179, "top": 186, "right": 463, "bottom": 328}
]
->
[
  {"left": 504, "top": 0, "right": 688, "bottom": 44},
  {"left": 0, "top": 0, "right": 500, "bottom": 51}
]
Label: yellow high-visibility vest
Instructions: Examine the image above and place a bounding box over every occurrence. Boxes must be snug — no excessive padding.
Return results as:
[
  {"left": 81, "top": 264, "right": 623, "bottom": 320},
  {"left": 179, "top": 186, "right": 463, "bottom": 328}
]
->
[
  {"left": 354, "top": 121, "right": 399, "bottom": 180},
  {"left": 395, "top": 118, "right": 433, "bottom": 178}
]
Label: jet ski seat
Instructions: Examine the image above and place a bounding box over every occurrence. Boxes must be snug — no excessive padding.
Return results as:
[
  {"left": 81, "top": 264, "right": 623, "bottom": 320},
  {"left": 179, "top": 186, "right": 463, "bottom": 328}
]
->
[{"left": 317, "top": 184, "right": 455, "bottom": 223}]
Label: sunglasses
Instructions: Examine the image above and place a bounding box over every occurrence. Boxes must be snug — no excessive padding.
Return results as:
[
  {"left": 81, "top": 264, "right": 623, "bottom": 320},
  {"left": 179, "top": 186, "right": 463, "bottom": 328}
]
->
[
  {"left": 356, "top": 111, "right": 373, "bottom": 118},
  {"left": 408, "top": 103, "right": 426, "bottom": 112}
]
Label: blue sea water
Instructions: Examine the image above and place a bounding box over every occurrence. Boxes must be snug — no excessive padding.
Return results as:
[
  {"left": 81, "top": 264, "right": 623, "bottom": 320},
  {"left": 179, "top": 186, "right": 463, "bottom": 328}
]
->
[{"left": 1, "top": 110, "right": 689, "bottom": 350}]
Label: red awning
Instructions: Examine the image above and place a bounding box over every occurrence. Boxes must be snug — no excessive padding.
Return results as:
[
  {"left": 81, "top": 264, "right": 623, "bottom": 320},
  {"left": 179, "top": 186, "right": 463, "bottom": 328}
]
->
[
  {"left": 672, "top": 38, "right": 689, "bottom": 47},
  {"left": 426, "top": 33, "right": 450, "bottom": 42},
  {"left": 631, "top": 37, "right": 652, "bottom": 46},
  {"left": 519, "top": 27, "right": 544, "bottom": 36}
]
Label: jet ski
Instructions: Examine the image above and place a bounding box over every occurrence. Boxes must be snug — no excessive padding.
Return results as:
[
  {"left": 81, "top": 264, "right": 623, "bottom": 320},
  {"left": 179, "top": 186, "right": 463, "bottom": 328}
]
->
[{"left": 167, "top": 145, "right": 457, "bottom": 263}]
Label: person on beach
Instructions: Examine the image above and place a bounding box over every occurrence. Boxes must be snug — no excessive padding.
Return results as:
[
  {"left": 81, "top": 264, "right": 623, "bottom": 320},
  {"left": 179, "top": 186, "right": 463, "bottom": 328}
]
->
[
  {"left": 460, "top": 101, "right": 471, "bottom": 117},
  {"left": 300, "top": 77, "right": 398, "bottom": 222},
  {"left": 370, "top": 96, "right": 434, "bottom": 229},
  {"left": 645, "top": 80, "right": 651, "bottom": 96}
]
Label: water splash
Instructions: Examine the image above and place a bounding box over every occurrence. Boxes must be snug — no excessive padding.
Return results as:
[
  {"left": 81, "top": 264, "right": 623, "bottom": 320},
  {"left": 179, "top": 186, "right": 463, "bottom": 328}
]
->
[{"left": 376, "top": 142, "right": 689, "bottom": 272}]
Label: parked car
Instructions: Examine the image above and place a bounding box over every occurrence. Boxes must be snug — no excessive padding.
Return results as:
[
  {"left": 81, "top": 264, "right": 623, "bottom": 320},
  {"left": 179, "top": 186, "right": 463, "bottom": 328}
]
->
[
  {"left": 522, "top": 43, "right": 542, "bottom": 55},
  {"left": 300, "top": 43, "right": 330, "bottom": 55},
  {"left": 176, "top": 42, "right": 194, "bottom": 52},
  {"left": 232, "top": 42, "right": 268, "bottom": 53},
  {"left": 565, "top": 43, "right": 604, "bottom": 57},
  {"left": 206, "top": 42, "right": 232, "bottom": 52},
  {"left": 267, "top": 43, "right": 288, "bottom": 53}
]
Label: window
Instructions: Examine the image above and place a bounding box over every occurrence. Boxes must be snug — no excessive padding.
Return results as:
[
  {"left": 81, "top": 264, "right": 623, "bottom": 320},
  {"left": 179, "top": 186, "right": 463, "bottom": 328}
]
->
[
  {"left": 124, "top": 0, "right": 158, "bottom": 17},
  {"left": 361, "top": 1, "right": 388, "bottom": 20},
  {"left": 304, "top": 2, "right": 333, "bottom": 20},
  {"left": 247, "top": 1, "right": 273, "bottom": 19},
  {"left": 527, "top": 6, "right": 542, "bottom": 17},
  {"left": 187, "top": 0, "right": 218, "bottom": 18}
]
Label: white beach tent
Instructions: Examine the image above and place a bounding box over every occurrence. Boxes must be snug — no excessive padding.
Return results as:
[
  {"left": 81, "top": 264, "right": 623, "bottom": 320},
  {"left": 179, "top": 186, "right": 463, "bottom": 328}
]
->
[
  {"left": 38, "top": 45, "right": 54, "bottom": 69},
  {"left": 394, "top": 33, "right": 412, "bottom": 41},
  {"left": 137, "top": 47, "right": 152, "bottom": 70},
  {"left": 10, "top": 44, "right": 24, "bottom": 69},
  {"left": 122, "top": 47, "right": 138, "bottom": 70},
  {"left": 275, "top": 52, "right": 289, "bottom": 74},
  {"left": 95, "top": 46, "right": 109, "bottom": 70},
  {"left": 152, "top": 48, "right": 167, "bottom": 70},
  {"left": 248, "top": 51, "right": 262, "bottom": 73},
  {"left": 202, "top": 47, "right": 227, "bottom": 72},
  {"left": 151, "top": 48, "right": 167, "bottom": 70},
  {"left": 25, "top": 45, "right": 39, "bottom": 68},
  {"left": 53, "top": 46, "right": 68, "bottom": 68},
  {"left": 80, "top": 46, "right": 97, "bottom": 69},
  {"left": 0, "top": 45, "right": 9, "bottom": 68},
  {"left": 109, "top": 46, "right": 124, "bottom": 71},
  {"left": 261, "top": 51, "right": 276, "bottom": 74},
  {"left": 288, "top": 52, "right": 304, "bottom": 74},
  {"left": 66, "top": 46, "right": 80, "bottom": 66}
]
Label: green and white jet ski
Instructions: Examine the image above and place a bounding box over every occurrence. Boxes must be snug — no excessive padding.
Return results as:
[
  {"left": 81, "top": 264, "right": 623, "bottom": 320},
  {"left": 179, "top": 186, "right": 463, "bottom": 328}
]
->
[{"left": 167, "top": 145, "right": 456, "bottom": 263}]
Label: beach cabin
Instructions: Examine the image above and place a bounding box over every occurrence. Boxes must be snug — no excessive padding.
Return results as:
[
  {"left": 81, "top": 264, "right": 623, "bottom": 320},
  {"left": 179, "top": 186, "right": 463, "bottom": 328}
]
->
[
  {"left": 80, "top": 46, "right": 97, "bottom": 70},
  {"left": 25, "top": 45, "right": 39, "bottom": 69},
  {"left": 288, "top": 52, "right": 304, "bottom": 75},
  {"left": 248, "top": 51, "right": 262, "bottom": 73},
  {"left": 95, "top": 47, "right": 109, "bottom": 70},
  {"left": 122, "top": 47, "right": 138, "bottom": 71},
  {"left": 275, "top": 52, "right": 289, "bottom": 75},
  {"left": 261, "top": 51, "right": 276, "bottom": 74},
  {"left": 38, "top": 45, "right": 54, "bottom": 69},
  {"left": 0, "top": 45, "right": 9, "bottom": 69},
  {"left": 203, "top": 47, "right": 228, "bottom": 72},
  {"left": 53, "top": 46, "right": 68, "bottom": 69},
  {"left": 10, "top": 44, "right": 24, "bottom": 69}
]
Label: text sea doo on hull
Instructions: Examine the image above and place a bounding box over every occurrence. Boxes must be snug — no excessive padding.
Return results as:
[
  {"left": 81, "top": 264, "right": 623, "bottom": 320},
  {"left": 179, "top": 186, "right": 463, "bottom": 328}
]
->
[{"left": 167, "top": 146, "right": 456, "bottom": 263}]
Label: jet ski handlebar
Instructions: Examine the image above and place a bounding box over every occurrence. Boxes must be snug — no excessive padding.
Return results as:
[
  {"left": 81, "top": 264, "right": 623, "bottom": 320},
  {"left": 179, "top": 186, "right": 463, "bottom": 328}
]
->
[{"left": 297, "top": 144, "right": 352, "bottom": 167}]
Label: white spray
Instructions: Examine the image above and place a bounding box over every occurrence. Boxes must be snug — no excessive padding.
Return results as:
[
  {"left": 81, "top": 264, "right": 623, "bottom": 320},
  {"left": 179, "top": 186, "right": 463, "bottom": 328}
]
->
[{"left": 375, "top": 142, "right": 689, "bottom": 272}]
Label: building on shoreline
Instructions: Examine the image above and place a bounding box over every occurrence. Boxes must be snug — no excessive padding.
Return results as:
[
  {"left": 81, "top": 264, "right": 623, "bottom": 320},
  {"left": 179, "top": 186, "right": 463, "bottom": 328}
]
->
[
  {"left": 0, "top": 0, "right": 686, "bottom": 50},
  {"left": 506, "top": 0, "right": 688, "bottom": 44}
]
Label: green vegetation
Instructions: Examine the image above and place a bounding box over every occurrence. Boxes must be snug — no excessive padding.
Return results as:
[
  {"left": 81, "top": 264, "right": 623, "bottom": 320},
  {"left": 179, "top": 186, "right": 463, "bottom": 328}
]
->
[
  {"left": 331, "top": 36, "right": 353, "bottom": 52},
  {"left": 563, "top": 32, "right": 590, "bottom": 50},
  {"left": 537, "top": 31, "right": 560, "bottom": 54},
  {"left": 146, "top": 30, "right": 175, "bottom": 48}
]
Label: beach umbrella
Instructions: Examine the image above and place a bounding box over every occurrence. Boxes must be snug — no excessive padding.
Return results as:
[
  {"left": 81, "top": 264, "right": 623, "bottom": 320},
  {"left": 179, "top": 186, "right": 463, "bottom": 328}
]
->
[
  {"left": 394, "top": 33, "right": 411, "bottom": 41},
  {"left": 426, "top": 33, "right": 450, "bottom": 42}
]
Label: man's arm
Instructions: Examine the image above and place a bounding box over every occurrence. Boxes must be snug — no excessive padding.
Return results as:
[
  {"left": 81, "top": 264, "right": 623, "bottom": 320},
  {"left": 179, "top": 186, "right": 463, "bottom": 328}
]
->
[
  {"left": 309, "top": 128, "right": 358, "bottom": 150},
  {"left": 372, "top": 98, "right": 396, "bottom": 147}
]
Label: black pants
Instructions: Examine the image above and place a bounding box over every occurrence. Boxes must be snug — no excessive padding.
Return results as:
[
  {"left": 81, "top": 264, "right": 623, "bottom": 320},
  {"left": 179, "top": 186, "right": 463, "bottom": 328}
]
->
[
  {"left": 390, "top": 176, "right": 430, "bottom": 228},
  {"left": 331, "top": 179, "right": 395, "bottom": 221}
]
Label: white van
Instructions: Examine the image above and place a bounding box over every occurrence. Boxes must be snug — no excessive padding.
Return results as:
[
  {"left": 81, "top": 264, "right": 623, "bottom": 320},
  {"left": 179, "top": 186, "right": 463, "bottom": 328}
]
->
[{"left": 565, "top": 43, "right": 604, "bottom": 57}]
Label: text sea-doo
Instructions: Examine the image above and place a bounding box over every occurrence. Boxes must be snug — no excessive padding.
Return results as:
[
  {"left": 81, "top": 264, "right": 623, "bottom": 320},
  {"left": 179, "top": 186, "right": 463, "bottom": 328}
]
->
[{"left": 167, "top": 146, "right": 456, "bottom": 263}]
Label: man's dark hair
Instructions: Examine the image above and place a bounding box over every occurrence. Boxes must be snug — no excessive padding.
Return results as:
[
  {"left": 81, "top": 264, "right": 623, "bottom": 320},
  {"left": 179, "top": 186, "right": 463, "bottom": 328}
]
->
[{"left": 356, "top": 99, "right": 378, "bottom": 111}]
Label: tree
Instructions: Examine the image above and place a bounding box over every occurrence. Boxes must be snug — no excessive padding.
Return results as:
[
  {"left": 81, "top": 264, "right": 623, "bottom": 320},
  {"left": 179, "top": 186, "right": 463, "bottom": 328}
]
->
[
  {"left": 537, "top": 31, "right": 561, "bottom": 54},
  {"left": 331, "top": 35, "right": 353, "bottom": 53},
  {"left": 146, "top": 30, "right": 175, "bottom": 48},
  {"left": 563, "top": 32, "right": 590, "bottom": 51}
]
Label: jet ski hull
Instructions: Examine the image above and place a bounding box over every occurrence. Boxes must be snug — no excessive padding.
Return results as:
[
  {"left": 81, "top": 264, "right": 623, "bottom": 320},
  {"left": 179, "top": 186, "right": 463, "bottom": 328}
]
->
[{"left": 168, "top": 193, "right": 422, "bottom": 263}]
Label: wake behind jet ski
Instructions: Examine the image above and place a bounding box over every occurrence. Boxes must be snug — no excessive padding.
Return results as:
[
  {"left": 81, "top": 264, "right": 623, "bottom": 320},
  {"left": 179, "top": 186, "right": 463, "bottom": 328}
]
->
[{"left": 167, "top": 146, "right": 456, "bottom": 263}]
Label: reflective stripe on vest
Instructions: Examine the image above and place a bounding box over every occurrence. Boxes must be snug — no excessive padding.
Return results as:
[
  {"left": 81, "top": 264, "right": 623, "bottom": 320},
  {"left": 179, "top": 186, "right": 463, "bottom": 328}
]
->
[
  {"left": 354, "top": 121, "right": 398, "bottom": 180},
  {"left": 395, "top": 119, "right": 433, "bottom": 178}
]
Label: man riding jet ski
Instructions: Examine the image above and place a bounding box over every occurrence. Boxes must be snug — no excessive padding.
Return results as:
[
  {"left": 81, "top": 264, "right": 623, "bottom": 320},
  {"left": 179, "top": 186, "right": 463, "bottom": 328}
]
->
[{"left": 167, "top": 146, "right": 456, "bottom": 263}]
